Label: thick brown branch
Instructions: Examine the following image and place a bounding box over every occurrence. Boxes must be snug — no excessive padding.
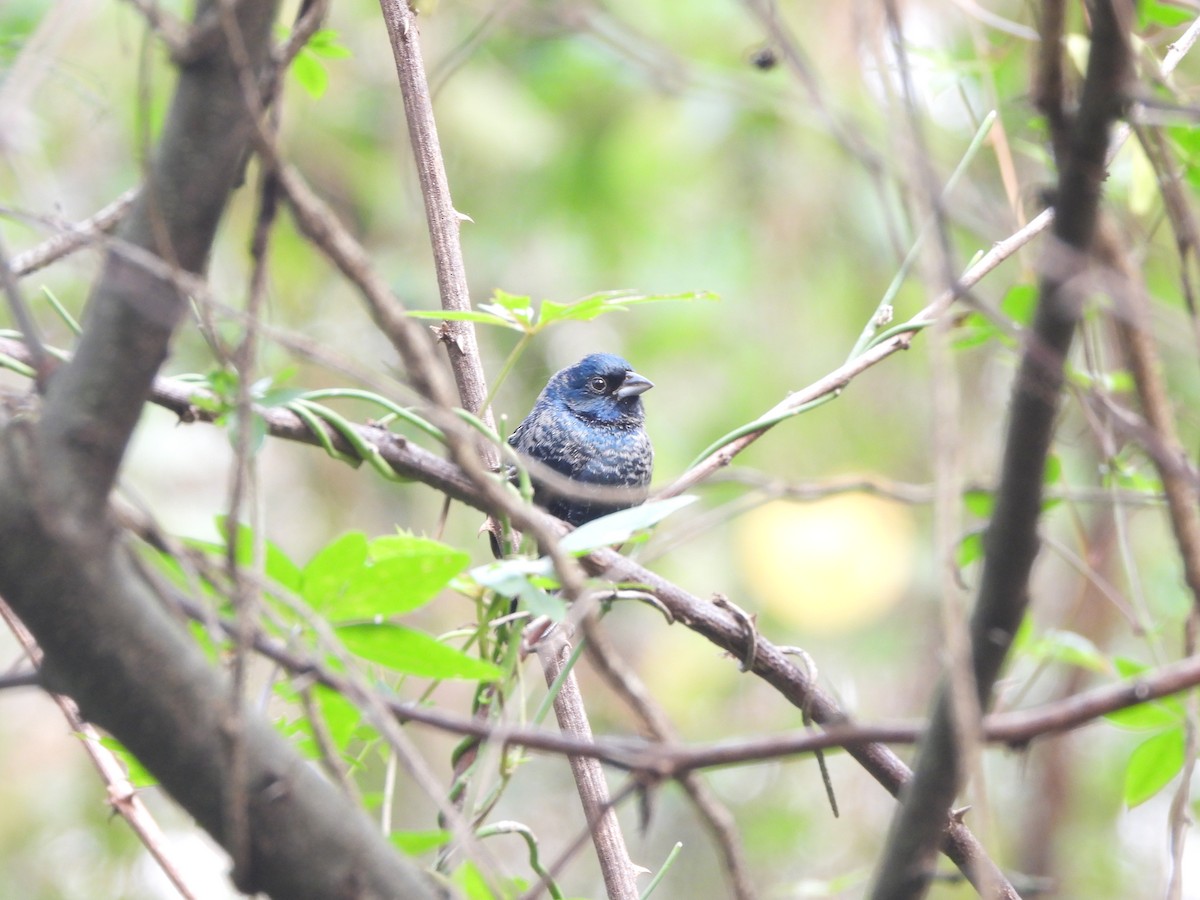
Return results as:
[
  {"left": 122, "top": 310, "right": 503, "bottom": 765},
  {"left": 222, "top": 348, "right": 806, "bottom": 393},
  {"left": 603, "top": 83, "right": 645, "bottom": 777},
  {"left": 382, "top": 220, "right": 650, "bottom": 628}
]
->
[{"left": 0, "top": 1, "right": 439, "bottom": 897}]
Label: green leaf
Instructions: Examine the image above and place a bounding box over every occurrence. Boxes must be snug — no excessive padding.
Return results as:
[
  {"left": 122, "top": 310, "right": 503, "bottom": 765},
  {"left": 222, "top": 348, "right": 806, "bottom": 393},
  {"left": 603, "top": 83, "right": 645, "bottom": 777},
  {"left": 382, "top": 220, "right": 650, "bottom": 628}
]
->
[
  {"left": 96, "top": 737, "right": 157, "bottom": 788},
  {"left": 956, "top": 530, "right": 985, "bottom": 568},
  {"left": 214, "top": 517, "right": 303, "bottom": 592},
  {"left": 468, "top": 557, "right": 567, "bottom": 619},
  {"left": 307, "top": 28, "right": 353, "bottom": 59},
  {"left": 1106, "top": 701, "right": 1184, "bottom": 731},
  {"left": 392, "top": 829, "right": 452, "bottom": 855},
  {"left": 337, "top": 624, "right": 503, "bottom": 681},
  {"left": 962, "top": 489, "right": 994, "bottom": 518},
  {"left": 1114, "top": 656, "right": 1148, "bottom": 678},
  {"left": 470, "top": 556, "right": 555, "bottom": 596},
  {"left": 327, "top": 537, "right": 468, "bottom": 620},
  {"left": 452, "top": 860, "right": 495, "bottom": 900},
  {"left": 1139, "top": 0, "right": 1193, "bottom": 27},
  {"left": 1026, "top": 628, "right": 1109, "bottom": 673},
  {"left": 522, "top": 587, "right": 569, "bottom": 620},
  {"left": 558, "top": 495, "right": 697, "bottom": 554},
  {"left": 291, "top": 52, "right": 329, "bottom": 98},
  {"left": 279, "top": 682, "right": 371, "bottom": 756},
  {"left": 1043, "top": 453, "right": 1062, "bottom": 486},
  {"left": 407, "top": 309, "right": 523, "bottom": 329},
  {"left": 1124, "top": 727, "right": 1185, "bottom": 807},
  {"left": 952, "top": 311, "right": 998, "bottom": 349},
  {"left": 1009, "top": 615, "right": 1035, "bottom": 655},
  {"left": 490, "top": 289, "right": 536, "bottom": 312},
  {"left": 538, "top": 289, "right": 716, "bottom": 326},
  {"left": 301, "top": 532, "right": 370, "bottom": 608},
  {"left": 1001, "top": 284, "right": 1038, "bottom": 326},
  {"left": 303, "top": 533, "right": 468, "bottom": 620}
]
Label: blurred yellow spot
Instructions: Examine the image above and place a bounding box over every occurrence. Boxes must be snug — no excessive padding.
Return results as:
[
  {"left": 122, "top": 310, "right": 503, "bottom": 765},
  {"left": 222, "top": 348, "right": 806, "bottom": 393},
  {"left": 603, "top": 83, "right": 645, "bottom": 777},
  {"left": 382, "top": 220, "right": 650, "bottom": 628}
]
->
[{"left": 735, "top": 494, "right": 916, "bottom": 634}]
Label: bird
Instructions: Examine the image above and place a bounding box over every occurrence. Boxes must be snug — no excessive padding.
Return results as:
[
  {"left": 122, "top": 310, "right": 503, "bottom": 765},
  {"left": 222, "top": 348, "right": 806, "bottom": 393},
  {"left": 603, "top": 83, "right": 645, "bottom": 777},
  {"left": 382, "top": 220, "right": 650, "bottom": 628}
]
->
[{"left": 506, "top": 353, "right": 654, "bottom": 529}]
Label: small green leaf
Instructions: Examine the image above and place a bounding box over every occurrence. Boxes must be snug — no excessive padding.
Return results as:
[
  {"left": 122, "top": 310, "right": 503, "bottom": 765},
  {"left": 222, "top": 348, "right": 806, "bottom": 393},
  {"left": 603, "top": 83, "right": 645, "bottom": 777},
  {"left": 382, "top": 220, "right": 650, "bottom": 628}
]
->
[
  {"left": 305, "top": 534, "right": 467, "bottom": 620},
  {"left": 1009, "top": 615, "right": 1035, "bottom": 655},
  {"left": 327, "top": 546, "right": 467, "bottom": 620},
  {"left": 307, "top": 28, "right": 353, "bottom": 59},
  {"left": 337, "top": 624, "right": 503, "bottom": 681},
  {"left": 1001, "top": 284, "right": 1038, "bottom": 326},
  {"left": 522, "top": 587, "right": 569, "bottom": 620},
  {"left": 962, "top": 489, "right": 994, "bottom": 518},
  {"left": 301, "top": 532, "right": 369, "bottom": 607},
  {"left": 213, "top": 517, "right": 303, "bottom": 592},
  {"left": 1043, "top": 453, "right": 1062, "bottom": 486},
  {"left": 490, "top": 289, "right": 535, "bottom": 312},
  {"left": 1114, "top": 656, "right": 1149, "bottom": 678},
  {"left": 291, "top": 52, "right": 329, "bottom": 98},
  {"left": 97, "top": 737, "right": 157, "bottom": 788},
  {"left": 452, "top": 860, "right": 495, "bottom": 900},
  {"left": 956, "top": 530, "right": 985, "bottom": 568},
  {"left": 289, "top": 683, "right": 369, "bottom": 752},
  {"left": 1124, "top": 727, "right": 1185, "bottom": 807},
  {"left": 259, "top": 387, "right": 306, "bottom": 407},
  {"left": 1106, "top": 701, "right": 1184, "bottom": 731},
  {"left": 392, "top": 829, "right": 452, "bottom": 855},
  {"left": 559, "top": 495, "right": 697, "bottom": 554},
  {"left": 470, "top": 556, "right": 555, "bottom": 596},
  {"left": 1027, "top": 628, "right": 1109, "bottom": 672},
  {"left": 407, "top": 309, "right": 522, "bottom": 329},
  {"left": 952, "top": 311, "right": 998, "bottom": 349},
  {"left": 1139, "top": 0, "right": 1193, "bottom": 27},
  {"left": 538, "top": 290, "right": 716, "bottom": 326}
]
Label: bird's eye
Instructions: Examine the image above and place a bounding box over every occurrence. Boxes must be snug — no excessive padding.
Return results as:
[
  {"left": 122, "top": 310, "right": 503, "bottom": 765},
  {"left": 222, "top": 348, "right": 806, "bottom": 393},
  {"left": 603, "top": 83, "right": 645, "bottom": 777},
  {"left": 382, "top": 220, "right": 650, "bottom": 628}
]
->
[{"left": 588, "top": 376, "right": 608, "bottom": 393}]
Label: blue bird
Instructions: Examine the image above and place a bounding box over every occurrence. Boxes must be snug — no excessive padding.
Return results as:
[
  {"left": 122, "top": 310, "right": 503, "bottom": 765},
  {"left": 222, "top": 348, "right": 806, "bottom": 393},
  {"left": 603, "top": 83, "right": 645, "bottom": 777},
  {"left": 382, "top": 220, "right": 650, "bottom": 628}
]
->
[{"left": 507, "top": 353, "right": 654, "bottom": 528}]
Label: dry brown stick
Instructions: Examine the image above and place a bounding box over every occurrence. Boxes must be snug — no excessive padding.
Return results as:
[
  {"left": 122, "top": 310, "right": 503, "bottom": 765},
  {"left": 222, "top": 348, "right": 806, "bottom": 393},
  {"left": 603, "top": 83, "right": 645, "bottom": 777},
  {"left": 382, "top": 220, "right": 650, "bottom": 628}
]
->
[
  {"left": 1100, "top": 224, "right": 1200, "bottom": 900},
  {"left": 583, "top": 622, "right": 758, "bottom": 900},
  {"left": 0, "top": 597, "right": 201, "bottom": 900},
  {"left": 167, "top": 591, "right": 1200, "bottom": 770},
  {"left": 8, "top": 190, "right": 138, "bottom": 277},
  {"left": 537, "top": 627, "right": 641, "bottom": 899},
  {"left": 376, "top": 0, "right": 496, "bottom": 441}
]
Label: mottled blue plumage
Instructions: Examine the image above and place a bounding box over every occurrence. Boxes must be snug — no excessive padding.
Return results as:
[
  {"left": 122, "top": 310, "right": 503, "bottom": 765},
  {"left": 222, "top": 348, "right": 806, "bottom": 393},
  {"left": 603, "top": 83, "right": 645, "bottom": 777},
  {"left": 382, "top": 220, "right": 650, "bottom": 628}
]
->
[{"left": 508, "top": 353, "right": 654, "bottom": 527}]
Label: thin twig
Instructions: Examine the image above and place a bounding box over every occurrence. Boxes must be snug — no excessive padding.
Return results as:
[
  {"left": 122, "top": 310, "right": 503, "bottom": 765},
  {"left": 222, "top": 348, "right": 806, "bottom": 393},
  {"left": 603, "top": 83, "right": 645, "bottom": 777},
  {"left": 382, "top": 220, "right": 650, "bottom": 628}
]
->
[
  {"left": 583, "top": 621, "right": 757, "bottom": 900},
  {"left": 0, "top": 598, "right": 201, "bottom": 900},
  {"left": 536, "top": 626, "right": 641, "bottom": 899},
  {"left": 164, "top": 583, "right": 1200, "bottom": 774},
  {"left": 869, "top": 4, "right": 1133, "bottom": 897},
  {"left": 7, "top": 190, "right": 138, "bottom": 277}
]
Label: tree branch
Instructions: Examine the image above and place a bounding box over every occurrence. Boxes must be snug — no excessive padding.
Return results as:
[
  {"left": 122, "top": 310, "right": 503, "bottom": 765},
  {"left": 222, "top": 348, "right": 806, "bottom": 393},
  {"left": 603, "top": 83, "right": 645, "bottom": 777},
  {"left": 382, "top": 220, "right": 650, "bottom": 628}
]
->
[
  {"left": 869, "top": 4, "right": 1133, "bottom": 897},
  {"left": 0, "top": 1, "right": 439, "bottom": 896}
]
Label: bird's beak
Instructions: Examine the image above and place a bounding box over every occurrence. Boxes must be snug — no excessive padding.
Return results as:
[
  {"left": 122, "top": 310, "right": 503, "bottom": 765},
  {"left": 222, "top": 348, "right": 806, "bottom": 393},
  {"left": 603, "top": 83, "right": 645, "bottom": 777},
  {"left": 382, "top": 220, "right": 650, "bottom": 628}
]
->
[{"left": 615, "top": 371, "right": 654, "bottom": 399}]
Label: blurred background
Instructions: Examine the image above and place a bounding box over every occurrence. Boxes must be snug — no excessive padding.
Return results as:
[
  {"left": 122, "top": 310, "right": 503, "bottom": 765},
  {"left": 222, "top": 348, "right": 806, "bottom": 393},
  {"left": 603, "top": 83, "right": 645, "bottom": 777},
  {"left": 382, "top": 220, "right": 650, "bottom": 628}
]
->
[{"left": 3, "top": 0, "right": 1200, "bottom": 896}]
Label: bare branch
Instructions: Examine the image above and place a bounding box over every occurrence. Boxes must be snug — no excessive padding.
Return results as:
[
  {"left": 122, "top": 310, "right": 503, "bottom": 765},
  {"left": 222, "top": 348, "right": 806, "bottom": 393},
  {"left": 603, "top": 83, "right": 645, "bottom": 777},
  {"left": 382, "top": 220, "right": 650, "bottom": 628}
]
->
[
  {"left": 870, "top": 4, "right": 1134, "bottom": 897},
  {"left": 537, "top": 626, "right": 641, "bottom": 898},
  {"left": 0, "top": 0, "right": 440, "bottom": 896},
  {"left": 376, "top": 0, "right": 497, "bottom": 442}
]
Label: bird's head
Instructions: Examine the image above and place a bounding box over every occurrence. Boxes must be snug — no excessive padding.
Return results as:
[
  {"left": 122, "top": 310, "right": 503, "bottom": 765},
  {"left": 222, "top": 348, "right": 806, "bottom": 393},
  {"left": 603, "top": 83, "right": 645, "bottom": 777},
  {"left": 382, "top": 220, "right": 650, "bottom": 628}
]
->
[{"left": 550, "top": 353, "right": 653, "bottom": 425}]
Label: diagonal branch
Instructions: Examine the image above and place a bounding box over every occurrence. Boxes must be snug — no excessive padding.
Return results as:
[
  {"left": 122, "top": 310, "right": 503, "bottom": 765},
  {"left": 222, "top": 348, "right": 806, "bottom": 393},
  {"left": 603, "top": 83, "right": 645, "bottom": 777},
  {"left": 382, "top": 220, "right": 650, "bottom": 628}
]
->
[{"left": 869, "top": 4, "right": 1133, "bottom": 898}]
